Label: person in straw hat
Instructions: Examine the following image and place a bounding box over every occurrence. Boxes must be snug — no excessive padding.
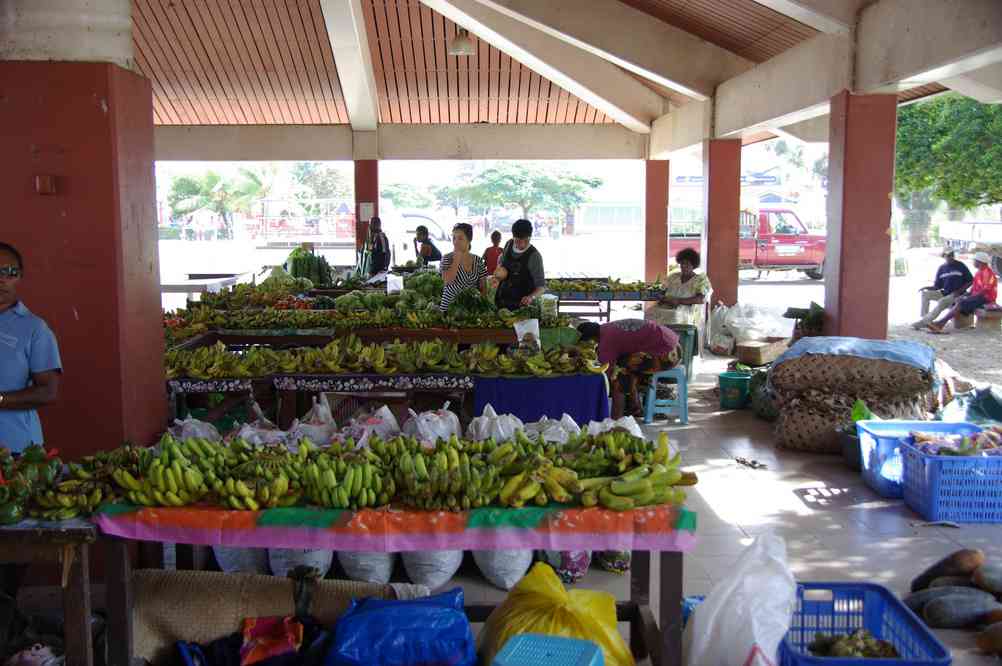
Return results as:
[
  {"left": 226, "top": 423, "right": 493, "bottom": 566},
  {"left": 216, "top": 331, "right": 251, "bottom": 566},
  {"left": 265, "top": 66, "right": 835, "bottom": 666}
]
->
[{"left": 928, "top": 251, "right": 998, "bottom": 333}]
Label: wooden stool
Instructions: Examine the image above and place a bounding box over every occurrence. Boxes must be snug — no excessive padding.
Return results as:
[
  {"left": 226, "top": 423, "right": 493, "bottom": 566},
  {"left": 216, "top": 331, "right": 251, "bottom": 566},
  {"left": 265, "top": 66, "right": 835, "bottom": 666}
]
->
[
  {"left": 976, "top": 308, "right": 1002, "bottom": 331},
  {"left": 955, "top": 313, "right": 976, "bottom": 329}
]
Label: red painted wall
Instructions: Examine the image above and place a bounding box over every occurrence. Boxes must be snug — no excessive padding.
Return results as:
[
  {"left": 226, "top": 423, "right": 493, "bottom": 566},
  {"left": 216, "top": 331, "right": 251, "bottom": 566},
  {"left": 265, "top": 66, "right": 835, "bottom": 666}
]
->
[
  {"left": 704, "top": 139, "right": 742, "bottom": 306},
  {"left": 825, "top": 90, "right": 897, "bottom": 339},
  {"left": 645, "top": 160, "right": 669, "bottom": 282},
  {"left": 0, "top": 62, "right": 165, "bottom": 458}
]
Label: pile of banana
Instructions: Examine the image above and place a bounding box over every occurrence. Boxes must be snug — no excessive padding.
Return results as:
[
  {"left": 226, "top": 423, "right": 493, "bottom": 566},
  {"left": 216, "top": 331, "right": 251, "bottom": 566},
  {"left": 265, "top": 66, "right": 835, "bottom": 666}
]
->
[
  {"left": 29, "top": 479, "right": 109, "bottom": 521},
  {"left": 111, "top": 437, "right": 211, "bottom": 507},
  {"left": 303, "top": 454, "right": 391, "bottom": 509},
  {"left": 393, "top": 437, "right": 504, "bottom": 511},
  {"left": 166, "top": 337, "right": 606, "bottom": 380}
]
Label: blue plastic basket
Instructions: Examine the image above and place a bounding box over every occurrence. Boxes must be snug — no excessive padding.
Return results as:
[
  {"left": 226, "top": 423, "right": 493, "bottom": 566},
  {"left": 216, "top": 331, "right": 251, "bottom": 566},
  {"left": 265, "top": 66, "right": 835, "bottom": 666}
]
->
[
  {"left": 493, "top": 634, "right": 604, "bottom": 666},
  {"left": 902, "top": 440, "right": 1002, "bottom": 523},
  {"left": 779, "top": 582, "right": 951, "bottom": 666},
  {"left": 855, "top": 421, "right": 981, "bottom": 499}
]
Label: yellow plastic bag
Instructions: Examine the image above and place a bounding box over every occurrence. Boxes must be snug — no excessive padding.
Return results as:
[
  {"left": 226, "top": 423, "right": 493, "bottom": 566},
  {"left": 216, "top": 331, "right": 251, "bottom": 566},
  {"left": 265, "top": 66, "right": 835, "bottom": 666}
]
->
[{"left": 480, "top": 562, "right": 635, "bottom": 666}]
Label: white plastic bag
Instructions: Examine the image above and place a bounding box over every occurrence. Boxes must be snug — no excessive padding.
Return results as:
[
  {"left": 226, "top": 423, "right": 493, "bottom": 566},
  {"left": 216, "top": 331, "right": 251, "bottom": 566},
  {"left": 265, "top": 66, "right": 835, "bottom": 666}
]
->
[
  {"left": 268, "top": 548, "right": 334, "bottom": 578},
  {"left": 401, "top": 550, "right": 464, "bottom": 590},
  {"left": 338, "top": 552, "right": 397, "bottom": 584},
  {"left": 524, "top": 414, "right": 580, "bottom": 444},
  {"left": 585, "top": 416, "right": 643, "bottom": 439},
  {"left": 231, "top": 402, "right": 286, "bottom": 446},
  {"left": 386, "top": 273, "right": 405, "bottom": 294},
  {"left": 724, "top": 304, "right": 794, "bottom": 344},
  {"left": 172, "top": 416, "right": 221, "bottom": 442},
  {"left": 473, "top": 550, "right": 533, "bottom": 590},
  {"left": 708, "top": 304, "right": 735, "bottom": 354},
  {"left": 513, "top": 318, "right": 541, "bottom": 350},
  {"left": 401, "top": 403, "right": 461, "bottom": 445},
  {"left": 212, "top": 547, "right": 270, "bottom": 574},
  {"left": 466, "top": 404, "right": 524, "bottom": 442},
  {"left": 683, "top": 533, "right": 796, "bottom": 666},
  {"left": 345, "top": 405, "right": 401, "bottom": 448},
  {"left": 288, "top": 394, "right": 337, "bottom": 446}
]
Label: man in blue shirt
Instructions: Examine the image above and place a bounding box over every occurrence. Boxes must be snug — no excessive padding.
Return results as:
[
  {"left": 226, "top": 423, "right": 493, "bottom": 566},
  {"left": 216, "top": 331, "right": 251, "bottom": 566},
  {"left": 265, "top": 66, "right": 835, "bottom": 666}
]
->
[
  {"left": 913, "top": 249, "right": 974, "bottom": 330},
  {"left": 0, "top": 243, "right": 62, "bottom": 452}
]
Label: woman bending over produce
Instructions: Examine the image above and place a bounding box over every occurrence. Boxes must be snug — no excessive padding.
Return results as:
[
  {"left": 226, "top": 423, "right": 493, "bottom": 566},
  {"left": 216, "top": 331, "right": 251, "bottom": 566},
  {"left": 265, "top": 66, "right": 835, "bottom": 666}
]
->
[{"left": 439, "top": 223, "right": 488, "bottom": 311}]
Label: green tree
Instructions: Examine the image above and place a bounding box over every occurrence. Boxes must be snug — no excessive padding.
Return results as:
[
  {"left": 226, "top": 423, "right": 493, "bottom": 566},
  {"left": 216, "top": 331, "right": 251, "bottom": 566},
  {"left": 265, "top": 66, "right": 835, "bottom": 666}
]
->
[
  {"left": 167, "top": 171, "right": 239, "bottom": 235},
  {"left": 382, "top": 182, "right": 433, "bottom": 210},
  {"left": 896, "top": 95, "right": 1002, "bottom": 247},
  {"left": 231, "top": 165, "right": 279, "bottom": 215},
  {"left": 538, "top": 172, "right": 603, "bottom": 229},
  {"left": 291, "top": 162, "right": 351, "bottom": 200}
]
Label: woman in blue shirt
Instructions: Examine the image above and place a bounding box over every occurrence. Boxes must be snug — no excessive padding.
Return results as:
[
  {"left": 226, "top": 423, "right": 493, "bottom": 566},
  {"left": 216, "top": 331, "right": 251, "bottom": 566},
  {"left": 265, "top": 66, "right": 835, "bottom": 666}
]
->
[{"left": 0, "top": 243, "right": 62, "bottom": 453}]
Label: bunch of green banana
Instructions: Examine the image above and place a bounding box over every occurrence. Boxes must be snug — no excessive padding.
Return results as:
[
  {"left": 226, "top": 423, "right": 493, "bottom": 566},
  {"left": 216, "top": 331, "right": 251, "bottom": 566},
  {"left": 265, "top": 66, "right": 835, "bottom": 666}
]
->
[
  {"left": 29, "top": 479, "right": 109, "bottom": 520},
  {"left": 214, "top": 474, "right": 299, "bottom": 510},
  {"left": 579, "top": 462, "right": 687, "bottom": 511},
  {"left": 558, "top": 430, "right": 676, "bottom": 478},
  {"left": 394, "top": 437, "right": 501, "bottom": 511},
  {"left": 111, "top": 437, "right": 210, "bottom": 508},
  {"left": 303, "top": 454, "right": 391, "bottom": 510}
]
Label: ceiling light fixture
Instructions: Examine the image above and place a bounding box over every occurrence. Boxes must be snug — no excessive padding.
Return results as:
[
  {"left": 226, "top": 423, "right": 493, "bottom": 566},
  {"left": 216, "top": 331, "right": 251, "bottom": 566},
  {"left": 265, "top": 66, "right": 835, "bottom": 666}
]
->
[{"left": 448, "top": 29, "right": 476, "bottom": 56}]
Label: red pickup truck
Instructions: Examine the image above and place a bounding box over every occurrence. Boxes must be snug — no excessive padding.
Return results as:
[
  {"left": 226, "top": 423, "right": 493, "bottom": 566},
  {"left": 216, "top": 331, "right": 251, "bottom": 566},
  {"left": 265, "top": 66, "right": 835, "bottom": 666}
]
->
[{"left": 669, "top": 208, "right": 826, "bottom": 279}]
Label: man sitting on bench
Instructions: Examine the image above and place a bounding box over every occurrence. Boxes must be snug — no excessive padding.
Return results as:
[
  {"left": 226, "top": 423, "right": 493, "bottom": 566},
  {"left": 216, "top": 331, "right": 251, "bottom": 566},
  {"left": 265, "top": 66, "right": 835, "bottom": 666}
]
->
[{"left": 913, "top": 249, "right": 972, "bottom": 330}]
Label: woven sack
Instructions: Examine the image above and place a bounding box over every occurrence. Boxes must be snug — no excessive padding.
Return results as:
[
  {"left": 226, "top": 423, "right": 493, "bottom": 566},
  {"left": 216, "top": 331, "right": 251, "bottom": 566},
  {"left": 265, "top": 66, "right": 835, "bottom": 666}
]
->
[
  {"left": 132, "top": 569, "right": 409, "bottom": 664},
  {"left": 771, "top": 354, "right": 932, "bottom": 398}
]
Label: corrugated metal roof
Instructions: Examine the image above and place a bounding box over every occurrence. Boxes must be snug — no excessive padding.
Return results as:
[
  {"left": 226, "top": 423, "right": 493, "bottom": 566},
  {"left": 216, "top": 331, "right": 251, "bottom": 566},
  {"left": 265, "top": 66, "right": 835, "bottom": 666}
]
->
[
  {"left": 132, "top": 0, "right": 349, "bottom": 125},
  {"left": 618, "top": 0, "right": 819, "bottom": 63},
  {"left": 362, "top": 0, "right": 614, "bottom": 124}
]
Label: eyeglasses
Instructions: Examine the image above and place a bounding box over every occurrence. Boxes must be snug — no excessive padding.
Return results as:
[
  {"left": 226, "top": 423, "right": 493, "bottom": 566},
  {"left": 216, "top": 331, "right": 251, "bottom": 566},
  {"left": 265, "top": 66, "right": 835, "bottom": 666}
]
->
[{"left": 0, "top": 266, "right": 21, "bottom": 279}]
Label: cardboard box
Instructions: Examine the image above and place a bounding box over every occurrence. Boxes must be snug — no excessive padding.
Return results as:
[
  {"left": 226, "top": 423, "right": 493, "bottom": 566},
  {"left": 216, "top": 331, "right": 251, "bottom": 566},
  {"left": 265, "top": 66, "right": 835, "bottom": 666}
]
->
[{"left": 736, "top": 338, "right": 789, "bottom": 366}]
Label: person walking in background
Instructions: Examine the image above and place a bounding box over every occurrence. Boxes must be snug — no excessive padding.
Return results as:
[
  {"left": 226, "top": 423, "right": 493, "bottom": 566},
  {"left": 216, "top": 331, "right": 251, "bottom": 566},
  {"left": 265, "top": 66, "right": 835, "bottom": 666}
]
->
[
  {"left": 482, "top": 230, "right": 503, "bottom": 275},
  {"left": 913, "top": 249, "right": 973, "bottom": 330},
  {"left": 929, "top": 251, "right": 997, "bottom": 333},
  {"left": 368, "top": 217, "right": 390, "bottom": 276},
  {"left": 439, "top": 224, "right": 488, "bottom": 311}
]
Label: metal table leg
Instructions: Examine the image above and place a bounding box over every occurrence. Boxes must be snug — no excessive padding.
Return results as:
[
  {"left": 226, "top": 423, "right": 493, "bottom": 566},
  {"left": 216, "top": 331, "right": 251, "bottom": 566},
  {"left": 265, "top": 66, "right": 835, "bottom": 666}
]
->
[
  {"left": 105, "top": 539, "right": 134, "bottom": 666},
  {"left": 62, "top": 544, "right": 94, "bottom": 666}
]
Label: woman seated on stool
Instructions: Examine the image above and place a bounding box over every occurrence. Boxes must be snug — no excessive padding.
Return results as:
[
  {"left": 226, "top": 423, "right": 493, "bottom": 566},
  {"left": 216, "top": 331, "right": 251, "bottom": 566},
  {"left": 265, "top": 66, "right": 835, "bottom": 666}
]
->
[
  {"left": 577, "top": 319, "right": 681, "bottom": 419},
  {"left": 658, "top": 248, "right": 712, "bottom": 325},
  {"left": 929, "top": 251, "right": 998, "bottom": 333}
]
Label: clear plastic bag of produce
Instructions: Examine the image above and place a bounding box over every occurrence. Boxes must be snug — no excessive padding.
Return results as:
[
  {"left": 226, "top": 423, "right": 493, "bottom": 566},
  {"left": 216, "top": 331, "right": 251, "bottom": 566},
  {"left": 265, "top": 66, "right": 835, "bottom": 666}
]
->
[
  {"left": 473, "top": 550, "right": 533, "bottom": 591},
  {"left": 401, "top": 403, "right": 461, "bottom": 446},
  {"left": 338, "top": 552, "right": 397, "bottom": 584},
  {"left": 723, "top": 304, "right": 793, "bottom": 344},
  {"left": 386, "top": 273, "right": 405, "bottom": 294},
  {"left": 467, "top": 404, "right": 524, "bottom": 442},
  {"left": 345, "top": 405, "right": 401, "bottom": 448},
  {"left": 708, "top": 304, "right": 735, "bottom": 355},
  {"left": 480, "top": 562, "right": 634, "bottom": 666},
  {"left": 524, "top": 414, "right": 581, "bottom": 445},
  {"left": 585, "top": 416, "right": 644, "bottom": 439},
  {"left": 330, "top": 588, "right": 476, "bottom": 666},
  {"left": 401, "top": 550, "right": 464, "bottom": 590},
  {"left": 230, "top": 402, "right": 286, "bottom": 447},
  {"left": 683, "top": 532, "right": 796, "bottom": 666},
  {"left": 287, "top": 393, "right": 337, "bottom": 447},
  {"left": 267, "top": 548, "right": 333, "bottom": 578},
  {"left": 171, "top": 416, "right": 221, "bottom": 442},
  {"left": 514, "top": 319, "right": 542, "bottom": 351}
]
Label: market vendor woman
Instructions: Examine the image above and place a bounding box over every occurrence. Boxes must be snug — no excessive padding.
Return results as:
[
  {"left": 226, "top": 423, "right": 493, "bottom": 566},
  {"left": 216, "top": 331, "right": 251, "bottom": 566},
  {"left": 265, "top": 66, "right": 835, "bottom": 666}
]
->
[
  {"left": 440, "top": 223, "right": 488, "bottom": 311},
  {"left": 658, "top": 248, "right": 712, "bottom": 325},
  {"left": 492, "top": 219, "right": 545, "bottom": 310},
  {"left": 577, "top": 319, "right": 680, "bottom": 419},
  {"left": 0, "top": 243, "right": 62, "bottom": 453}
]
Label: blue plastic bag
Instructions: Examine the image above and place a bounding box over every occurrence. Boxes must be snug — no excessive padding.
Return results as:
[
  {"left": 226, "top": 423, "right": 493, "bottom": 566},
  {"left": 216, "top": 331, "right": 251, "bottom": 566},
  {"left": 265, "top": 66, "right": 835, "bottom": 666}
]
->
[{"left": 330, "top": 588, "right": 476, "bottom": 666}]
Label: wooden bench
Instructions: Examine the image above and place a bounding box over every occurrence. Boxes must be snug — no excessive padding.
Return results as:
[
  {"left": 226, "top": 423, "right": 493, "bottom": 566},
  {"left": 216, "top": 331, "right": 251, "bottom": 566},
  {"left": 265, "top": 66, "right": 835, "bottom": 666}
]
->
[{"left": 976, "top": 307, "right": 1002, "bottom": 331}]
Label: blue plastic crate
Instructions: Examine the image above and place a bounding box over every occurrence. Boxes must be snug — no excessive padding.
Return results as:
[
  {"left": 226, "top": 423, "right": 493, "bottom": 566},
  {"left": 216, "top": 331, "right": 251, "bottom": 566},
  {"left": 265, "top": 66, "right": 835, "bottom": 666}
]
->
[
  {"left": 855, "top": 421, "right": 981, "bottom": 499},
  {"left": 493, "top": 634, "right": 604, "bottom": 666},
  {"left": 779, "top": 582, "right": 951, "bottom": 666},
  {"left": 902, "top": 440, "right": 1002, "bottom": 523}
]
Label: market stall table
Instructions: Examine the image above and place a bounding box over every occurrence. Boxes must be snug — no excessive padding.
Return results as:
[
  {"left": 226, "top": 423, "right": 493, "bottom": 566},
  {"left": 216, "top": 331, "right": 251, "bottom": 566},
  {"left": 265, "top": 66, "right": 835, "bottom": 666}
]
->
[
  {"left": 0, "top": 521, "right": 98, "bottom": 666},
  {"left": 95, "top": 503, "right": 696, "bottom": 666},
  {"left": 473, "top": 373, "right": 610, "bottom": 424}
]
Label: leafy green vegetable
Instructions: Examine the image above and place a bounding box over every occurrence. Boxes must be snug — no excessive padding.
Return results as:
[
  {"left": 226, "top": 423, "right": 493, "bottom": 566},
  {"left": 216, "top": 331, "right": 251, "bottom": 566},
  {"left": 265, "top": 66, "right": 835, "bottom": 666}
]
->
[{"left": 851, "top": 399, "right": 875, "bottom": 424}]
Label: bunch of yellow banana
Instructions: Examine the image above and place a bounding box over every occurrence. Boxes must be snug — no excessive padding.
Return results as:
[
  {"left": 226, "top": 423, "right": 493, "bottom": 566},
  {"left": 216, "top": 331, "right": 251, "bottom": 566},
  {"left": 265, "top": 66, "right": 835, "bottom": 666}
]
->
[
  {"left": 214, "top": 474, "right": 299, "bottom": 511},
  {"left": 30, "top": 479, "right": 108, "bottom": 520},
  {"left": 577, "top": 455, "right": 688, "bottom": 512},
  {"left": 498, "top": 460, "right": 581, "bottom": 509},
  {"left": 303, "top": 455, "right": 390, "bottom": 510}
]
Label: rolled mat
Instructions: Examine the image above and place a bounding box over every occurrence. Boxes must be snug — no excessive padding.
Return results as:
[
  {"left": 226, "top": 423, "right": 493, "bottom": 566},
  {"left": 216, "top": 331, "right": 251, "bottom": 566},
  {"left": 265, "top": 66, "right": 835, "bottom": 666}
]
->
[
  {"left": 770, "top": 354, "right": 933, "bottom": 398},
  {"left": 132, "top": 569, "right": 422, "bottom": 664}
]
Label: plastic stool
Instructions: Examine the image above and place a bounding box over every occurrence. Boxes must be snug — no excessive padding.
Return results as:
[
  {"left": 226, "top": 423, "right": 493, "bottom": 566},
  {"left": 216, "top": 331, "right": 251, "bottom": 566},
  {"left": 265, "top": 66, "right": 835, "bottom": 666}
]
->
[
  {"left": 493, "top": 633, "right": 604, "bottom": 666},
  {"left": 643, "top": 367, "right": 688, "bottom": 425}
]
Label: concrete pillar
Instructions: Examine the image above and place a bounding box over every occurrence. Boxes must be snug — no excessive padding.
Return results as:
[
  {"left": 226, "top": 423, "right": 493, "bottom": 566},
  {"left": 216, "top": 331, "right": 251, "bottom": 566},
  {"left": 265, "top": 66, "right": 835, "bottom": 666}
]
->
[
  {"left": 824, "top": 90, "right": 897, "bottom": 339},
  {"left": 0, "top": 61, "right": 164, "bottom": 458},
  {"left": 1, "top": 1, "right": 163, "bottom": 458},
  {"left": 354, "top": 160, "right": 379, "bottom": 251},
  {"left": 644, "top": 160, "right": 669, "bottom": 282},
  {"left": 703, "top": 139, "right": 742, "bottom": 307}
]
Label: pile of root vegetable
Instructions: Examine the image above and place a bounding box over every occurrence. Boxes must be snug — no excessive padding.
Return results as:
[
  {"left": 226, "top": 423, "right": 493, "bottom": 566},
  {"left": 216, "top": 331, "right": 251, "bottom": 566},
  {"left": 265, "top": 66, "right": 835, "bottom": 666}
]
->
[
  {"left": 13, "top": 429, "right": 696, "bottom": 520},
  {"left": 903, "top": 548, "right": 1002, "bottom": 655}
]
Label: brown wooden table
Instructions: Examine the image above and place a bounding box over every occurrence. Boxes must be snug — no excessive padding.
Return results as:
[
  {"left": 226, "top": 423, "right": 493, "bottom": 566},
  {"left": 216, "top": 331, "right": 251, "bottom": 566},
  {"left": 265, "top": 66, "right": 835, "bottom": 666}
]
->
[{"left": 0, "top": 522, "right": 98, "bottom": 666}]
